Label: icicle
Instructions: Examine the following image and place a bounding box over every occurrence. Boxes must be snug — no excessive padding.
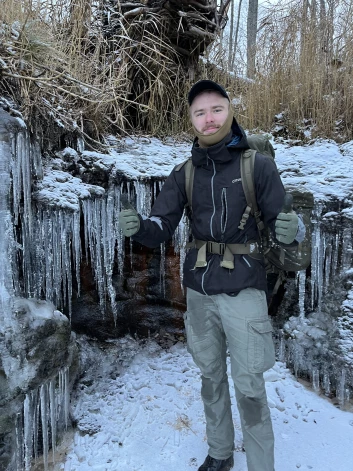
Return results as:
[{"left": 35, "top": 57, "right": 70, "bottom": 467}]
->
[
  {"left": 11, "top": 131, "right": 33, "bottom": 301},
  {"left": 324, "top": 236, "right": 332, "bottom": 291},
  {"left": 337, "top": 368, "right": 346, "bottom": 407},
  {"left": 332, "top": 233, "right": 340, "bottom": 276},
  {"left": 104, "top": 187, "right": 117, "bottom": 321},
  {"left": 311, "top": 203, "right": 324, "bottom": 310},
  {"left": 312, "top": 368, "right": 320, "bottom": 392},
  {"left": 49, "top": 378, "right": 57, "bottom": 463},
  {"left": 290, "top": 340, "right": 303, "bottom": 379},
  {"left": 21, "top": 207, "right": 81, "bottom": 317},
  {"left": 77, "top": 137, "right": 85, "bottom": 153},
  {"left": 0, "top": 134, "right": 15, "bottom": 330},
  {"left": 116, "top": 185, "right": 125, "bottom": 279},
  {"left": 11, "top": 130, "right": 32, "bottom": 231},
  {"left": 297, "top": 270, "right": 306, "bottom": 318},
  {"left": 323, "top": 369, "right": 331, "bottom": 397},
  {"left": 127, "top": 181, "right": 132, "bottom": 200},
  {"left": 23, "top": 394, "right": 33, "bottom": 471},
  {"left": 134, "top": 180, "right": 152, "bottom": 215},
  {"left": 30, "top": 140, "right": 43, "bottom": 180},
  {"left": 341, "top": 227, "right": 353, "bottom": 272},
  {"left": 72, "top": 211, "right": 81, "bottom": 297},
  {"left": 345, "top": 388, "right": 350, "bottom": 404},
  {"left": 82, "top": 185, "right": 123, "bottom": 321},
  {"left": 278, "top": 330, "right": 286, "bottom": 364},
  {"left": 40, "top": 383, "right": 49, "bottom": 471},
  {"left": 63, "top": 368, "right": 70, "bottom": 429},
  {"left": 18, "top": 368, "right": 71, "bottom": 470},
  {"left": 15, "top": 410, "right": 25, "bottom": 471},
  {"left": 33, "top": 390, "right": 40, "bottom": 461},
  {"left": 82, "top": 198, "right": 105, "bottom": 314}
]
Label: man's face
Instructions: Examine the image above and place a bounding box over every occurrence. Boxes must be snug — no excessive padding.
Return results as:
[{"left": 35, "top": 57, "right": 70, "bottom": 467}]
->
[{"left": 190, "top": 91, "right": 229, "bottom": 135}]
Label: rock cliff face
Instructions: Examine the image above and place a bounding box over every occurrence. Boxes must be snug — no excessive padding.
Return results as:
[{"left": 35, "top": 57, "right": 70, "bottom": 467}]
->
[
  {"left": 1, "top": 106, "right": 353, "bottom": 468},
  {"left": 71, "top": 238, "right": 186, "bottom": 342}
]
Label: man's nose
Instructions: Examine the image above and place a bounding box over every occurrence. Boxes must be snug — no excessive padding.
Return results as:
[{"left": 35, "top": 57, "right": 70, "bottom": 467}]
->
[{"left": 205, "top": 111, "right": 214, "bottom": 122}]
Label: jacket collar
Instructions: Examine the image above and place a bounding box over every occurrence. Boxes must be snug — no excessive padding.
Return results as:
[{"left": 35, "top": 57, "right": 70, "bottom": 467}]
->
[{"left": 191, "top": 118, "right": 250, "bottom": 167}]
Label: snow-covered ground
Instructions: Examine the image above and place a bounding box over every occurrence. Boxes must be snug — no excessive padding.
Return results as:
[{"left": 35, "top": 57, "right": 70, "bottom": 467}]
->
[{"left": 58, "top": 335, "right": 353, "bottom": 471}]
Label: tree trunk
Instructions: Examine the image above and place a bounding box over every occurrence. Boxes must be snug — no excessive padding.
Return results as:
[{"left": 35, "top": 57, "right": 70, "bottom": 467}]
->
[
  {"left": 327, "top": 0, "right": 335, "bottom": 64},
  {"left": 300, "top": 0, "right": 310, "bottom": 67},
  {"left": 319, "top": 0, "right": 326, "bottom": 61},
  {"left": 247, "top": 0, "right": 258, "bottom": 79},
  {"left": 231, "top": 0, "right": 243, "bottom": 71},
  {"left": 228, "top": 0, "right": 235, "bottom": 70}
]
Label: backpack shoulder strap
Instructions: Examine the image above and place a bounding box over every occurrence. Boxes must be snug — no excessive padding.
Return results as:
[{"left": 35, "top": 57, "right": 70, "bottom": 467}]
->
[
  {"left": 241, "top": 149, "right": 257, "bottom": 211},
  {"left": 175, "top": 158, "right": 195, "bottom": 214},
  {"left": 239, "top": 149, "right": 264, "bottom": 231}
]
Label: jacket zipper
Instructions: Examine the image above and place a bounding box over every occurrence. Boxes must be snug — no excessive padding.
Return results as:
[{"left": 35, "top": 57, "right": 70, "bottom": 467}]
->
[
  {"left": 201, "top": 155, "right": 216, "bottom": 296},
  {"left": 209, "top": 158, "right": 217, "bottom": 240},
  {"left": 221, "top": 187, "right": 228, "bottom": 237}
]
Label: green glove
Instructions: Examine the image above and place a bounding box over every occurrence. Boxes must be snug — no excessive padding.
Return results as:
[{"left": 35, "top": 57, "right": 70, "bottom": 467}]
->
[
  {"left": 119, "top": 209, "right": 140, "bottom": 237},
  {"left": 275, "top": 212, "right": 298, "bottom": 244}
]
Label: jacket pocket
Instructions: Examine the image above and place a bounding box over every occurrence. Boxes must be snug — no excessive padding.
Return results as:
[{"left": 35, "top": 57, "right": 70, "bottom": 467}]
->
[{"left": 247, "top": 318, "right": 275, "bottom": 373}]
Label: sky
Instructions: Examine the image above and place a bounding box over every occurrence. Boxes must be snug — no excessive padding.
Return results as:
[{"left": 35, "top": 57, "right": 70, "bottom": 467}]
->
[{"left": 38, "top": 135, "right": 353, "bottom": 471}]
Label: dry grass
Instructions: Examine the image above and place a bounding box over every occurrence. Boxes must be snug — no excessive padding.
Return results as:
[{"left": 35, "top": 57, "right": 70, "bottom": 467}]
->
[
  {"left": 210, "top": 0, "right": 353, "bottom": 142},
  {"left": 1, "top": 0, "right": 353, "bottom": 143},
  {"left": 0, "top": 0, "right": 191, "bottom": 147}
]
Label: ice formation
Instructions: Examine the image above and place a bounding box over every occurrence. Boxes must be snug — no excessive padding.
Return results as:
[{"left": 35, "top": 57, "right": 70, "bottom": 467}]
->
[{"left": 16, "top": 369, "right": 70, "bottom": 471}]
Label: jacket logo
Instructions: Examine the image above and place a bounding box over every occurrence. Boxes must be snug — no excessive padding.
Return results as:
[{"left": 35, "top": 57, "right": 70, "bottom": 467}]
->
[{"left": 232, "top": 178, "right": 242, "bottom": 183}]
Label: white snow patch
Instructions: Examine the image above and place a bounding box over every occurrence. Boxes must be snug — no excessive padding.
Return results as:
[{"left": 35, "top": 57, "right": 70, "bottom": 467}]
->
[{"left": 59, "top": 337, "right": 353, "bottom": 471}]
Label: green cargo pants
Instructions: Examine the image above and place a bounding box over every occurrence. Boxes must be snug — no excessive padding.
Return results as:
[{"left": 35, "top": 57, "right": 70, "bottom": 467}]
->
[{"left": 184, "top": 287, "right": 275, "bottom": 471}]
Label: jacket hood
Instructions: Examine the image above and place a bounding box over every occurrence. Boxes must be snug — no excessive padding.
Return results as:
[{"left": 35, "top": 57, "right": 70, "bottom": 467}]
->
[{"left": 191, "top": 118, "right": 250, "bottom": 167}]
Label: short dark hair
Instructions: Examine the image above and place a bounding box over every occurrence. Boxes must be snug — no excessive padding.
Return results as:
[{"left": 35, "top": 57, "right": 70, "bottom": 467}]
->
[{"left": 188, "top": 80, "right": 229, "bottom": 106}]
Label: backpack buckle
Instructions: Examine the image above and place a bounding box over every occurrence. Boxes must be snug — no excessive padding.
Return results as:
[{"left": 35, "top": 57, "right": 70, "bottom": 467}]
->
[{"left": 207, "top": 241, "right": 225, "bottom": 255}]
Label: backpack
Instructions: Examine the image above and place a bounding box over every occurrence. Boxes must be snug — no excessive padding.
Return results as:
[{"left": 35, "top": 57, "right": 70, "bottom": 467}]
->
[{"left": 177, "top": 134, "right": 314, "bottom": 292}]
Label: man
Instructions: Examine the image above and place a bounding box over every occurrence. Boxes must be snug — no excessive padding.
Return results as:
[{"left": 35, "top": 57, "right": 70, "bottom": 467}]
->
[{"left": 119, "top": 80, "right": 302, "bottom": 471}]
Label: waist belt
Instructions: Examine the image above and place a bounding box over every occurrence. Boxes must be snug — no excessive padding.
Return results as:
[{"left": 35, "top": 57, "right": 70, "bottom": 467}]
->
[{"left": 189, "top": 239, "right": 260, "bottom": 269}]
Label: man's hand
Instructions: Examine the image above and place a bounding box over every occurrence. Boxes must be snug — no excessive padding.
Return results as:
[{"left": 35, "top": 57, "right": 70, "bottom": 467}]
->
[
  {"left": 275, "top": 212, "right": 298, "bottom": 244},
  {"left": 119, "top": 209, "right": 140, "bottom": 237}
]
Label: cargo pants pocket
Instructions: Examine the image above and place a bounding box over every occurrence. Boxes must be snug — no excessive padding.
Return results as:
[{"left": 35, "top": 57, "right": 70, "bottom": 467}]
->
[{"left": 247, "top": 318, "right": 275, "bottom": 373}]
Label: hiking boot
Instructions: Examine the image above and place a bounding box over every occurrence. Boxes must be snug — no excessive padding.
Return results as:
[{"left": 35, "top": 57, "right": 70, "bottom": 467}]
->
[{"left": 198, "top": 454, "right": 234, "bottom": 471}]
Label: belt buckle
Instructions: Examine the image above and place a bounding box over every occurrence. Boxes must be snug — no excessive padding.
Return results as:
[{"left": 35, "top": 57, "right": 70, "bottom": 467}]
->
[{"left": 207, "top": 241, "right": 225, "bottom": 255}]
